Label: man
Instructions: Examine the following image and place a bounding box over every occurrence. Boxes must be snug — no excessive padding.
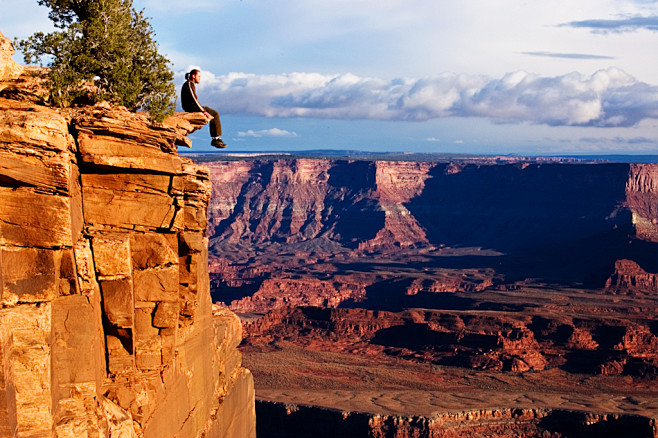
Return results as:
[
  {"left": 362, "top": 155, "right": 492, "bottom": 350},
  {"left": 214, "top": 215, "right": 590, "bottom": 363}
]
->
[{"left": 181, "top": 69, "right": 226, "bottom": 148}]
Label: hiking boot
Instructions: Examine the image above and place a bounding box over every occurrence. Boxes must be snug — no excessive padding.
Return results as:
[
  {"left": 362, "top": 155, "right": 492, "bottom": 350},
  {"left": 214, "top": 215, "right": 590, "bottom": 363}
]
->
[{"left": 211, "top": 138, "right": 227, "bottom": 148}]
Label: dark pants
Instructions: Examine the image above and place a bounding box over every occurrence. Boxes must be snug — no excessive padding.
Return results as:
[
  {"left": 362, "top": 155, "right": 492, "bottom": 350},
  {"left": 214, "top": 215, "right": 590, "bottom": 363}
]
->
[{"left": 204, "top": 106, "right": 222, "bottom": 137}]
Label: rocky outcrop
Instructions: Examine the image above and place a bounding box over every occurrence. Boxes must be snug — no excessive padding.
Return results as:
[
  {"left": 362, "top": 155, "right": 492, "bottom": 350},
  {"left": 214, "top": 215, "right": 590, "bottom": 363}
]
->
[
  {"left": 0, "top": 84, "right": 255, "bottom": 435},
  {"left": 228, "top": 277, "right": 367, "bottom": 313},
  {"left": 627, "top": 163, "right": 658, "bottom": 242},
  {"left": 222, "top": 270, "right": 497, "bottom": 314},
  {"left": 606, "top": 259, "right": 658, "bottom": 292},
  {"left": 0, "top": 31, "right": 22, "bottom": 81},
  {"left": 361, "top": 161, "right": 433, "bottom": 250},
  {"left": 256, "top": 400, "right": 657, "bottom": 438},
  {"left": 243, "top": 306, "right": 658, "bottom": 376},
  {"left": 0, "top": 32, "right": 50, "bottom": 104}
]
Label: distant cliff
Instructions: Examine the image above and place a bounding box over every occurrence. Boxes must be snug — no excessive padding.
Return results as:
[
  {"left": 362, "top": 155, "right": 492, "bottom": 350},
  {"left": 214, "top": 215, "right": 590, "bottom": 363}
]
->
[
  {"left": 627, "top": 163, "right": 658, "bottom": 242},
  {"left": 205, "top": 158, "right": 658, "bottom": 311},
  {"left": 207, "top": 159, "right": 434, "bottom": 250},
  {"left": 0, "top": 32, "right": 255, "bottom": 438},
  {"left": 206, "top": 159, "right": 658, "bottom": 252}
]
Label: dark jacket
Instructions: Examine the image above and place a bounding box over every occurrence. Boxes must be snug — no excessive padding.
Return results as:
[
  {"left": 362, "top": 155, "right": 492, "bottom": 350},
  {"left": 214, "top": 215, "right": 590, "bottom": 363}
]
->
[{"left": 181, "top": 80, "right": 204, "bottom": 112}]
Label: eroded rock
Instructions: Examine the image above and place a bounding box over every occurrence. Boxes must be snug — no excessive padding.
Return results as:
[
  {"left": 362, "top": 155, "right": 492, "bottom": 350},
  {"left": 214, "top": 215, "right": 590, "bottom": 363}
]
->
[
  {"left": 0, "top": 31, "right": 22, "bottom": 81},
  {"left": 0, "top": 74, "right": 255, "bottom": 436}
]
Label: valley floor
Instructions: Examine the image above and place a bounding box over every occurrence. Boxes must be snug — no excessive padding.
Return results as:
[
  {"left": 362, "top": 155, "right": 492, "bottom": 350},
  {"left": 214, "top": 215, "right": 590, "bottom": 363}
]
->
[{"left": 243, "top": 342, "right": 658, "bottom": 419}]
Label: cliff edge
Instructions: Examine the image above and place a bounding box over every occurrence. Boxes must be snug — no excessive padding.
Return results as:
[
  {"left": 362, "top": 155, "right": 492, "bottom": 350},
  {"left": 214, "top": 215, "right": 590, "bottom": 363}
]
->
[{"left": 0, "top": 31, "right": 255, "bottom": 438}]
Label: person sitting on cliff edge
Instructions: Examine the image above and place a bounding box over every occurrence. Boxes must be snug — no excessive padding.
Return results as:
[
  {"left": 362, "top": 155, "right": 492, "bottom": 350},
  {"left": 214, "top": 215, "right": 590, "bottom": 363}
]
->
[{"left": 181, "top": 68, "right": 226, "bottom": 148}]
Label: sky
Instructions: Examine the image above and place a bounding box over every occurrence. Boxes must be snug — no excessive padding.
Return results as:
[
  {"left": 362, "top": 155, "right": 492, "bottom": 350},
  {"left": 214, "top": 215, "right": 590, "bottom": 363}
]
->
[{"left": 3, "top": 0, "right": 658, "bottom": 155}]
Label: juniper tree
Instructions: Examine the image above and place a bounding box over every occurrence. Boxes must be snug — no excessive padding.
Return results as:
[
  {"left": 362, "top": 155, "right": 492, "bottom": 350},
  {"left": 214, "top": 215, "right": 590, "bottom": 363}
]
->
[{"left": 16, "top": 0, "right": 176, "bottom": 122}]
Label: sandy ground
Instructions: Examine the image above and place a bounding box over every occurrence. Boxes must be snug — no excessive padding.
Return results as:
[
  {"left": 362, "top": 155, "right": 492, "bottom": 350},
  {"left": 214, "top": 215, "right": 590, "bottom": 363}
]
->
[
  {"left": 242, "top": 342, "right": 658, "bottom": 419},
  {"left": 255, "top": 388, "right": 658, "bottom": 418}
]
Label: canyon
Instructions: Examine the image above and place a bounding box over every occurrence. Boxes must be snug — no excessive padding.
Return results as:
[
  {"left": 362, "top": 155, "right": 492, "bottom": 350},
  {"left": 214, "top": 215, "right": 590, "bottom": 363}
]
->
[
  {"left": 3, "top": 22, "right": 657, "bottom": 436},
  {"left": 0, "top": 31, "right": 255, "bottom": 437},
  {"left": 203, "top": 157, "right": 658, "bottom": 436}
]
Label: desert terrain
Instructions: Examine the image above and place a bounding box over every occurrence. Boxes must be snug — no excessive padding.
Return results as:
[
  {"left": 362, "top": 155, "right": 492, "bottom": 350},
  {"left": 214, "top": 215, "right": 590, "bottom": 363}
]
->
[{"left": 199, "top": 156, "right": 658, "bottom": 437}]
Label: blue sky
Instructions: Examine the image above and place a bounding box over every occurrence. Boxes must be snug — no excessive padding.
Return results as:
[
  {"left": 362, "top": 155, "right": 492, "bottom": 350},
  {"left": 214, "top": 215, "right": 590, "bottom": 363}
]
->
[{"left": 3, "top": 0, "right": 658, "bottom": 155}]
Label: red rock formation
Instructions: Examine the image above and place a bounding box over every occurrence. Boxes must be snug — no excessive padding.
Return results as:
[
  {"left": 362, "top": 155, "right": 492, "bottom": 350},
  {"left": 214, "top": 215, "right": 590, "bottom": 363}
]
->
[
  {"left": 0, "top": 31, "right": 21, "bottom": 81},
  {"left": 0, "top": 48, "right": 255, "bottom": 438},
  {"left": 627, "top": 163, "right": 658, "bottom": 242},
  {"left": 243, "top": 306, "right": 658, "bottom": 377},
  {"left": 405, "top": 271, "right": 496, "bottom": 295},
  {"left": 206, "top": 159, "right": 337, "bottom": 244},
  {"left": 565, "top": 328, "right": 599, "bottom": 350},
  {"left": 229, "top": 277, "right": 367, "bottom": 313},
  {"left": 606, "top": 259, "right": 658, "bottom": 292},
  {"left": 206, "top": 159, "right": 436, "bottom": 251},
  {"left": 205, "top": 160, "right": 653, "bottom": 260},
  {"left": 205, "top": 158, "right": 658, "bottom": 313},
  {"left": 216, "top": 268, "right": 498, "bottom": 314},
  {"left": 360, "top": 160, "right": 434, "bottom": 250},
  {"left": 256, "top": 400, "right": 658, "bottom": 438},
  {"left": 0, "top": 33, "right": 50, "bottom": 103}
]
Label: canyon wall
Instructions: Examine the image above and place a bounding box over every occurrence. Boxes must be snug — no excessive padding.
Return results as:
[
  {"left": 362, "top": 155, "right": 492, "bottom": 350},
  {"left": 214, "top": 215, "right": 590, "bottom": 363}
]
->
[
  {"left": 207, "top": 159, "right": 641, "bottom": 252},
  {"left": 256, "top": 400, "right": 657, "bottom": 438},
  {"left": 627, "top": 163, "right": 658, "bottom": 242},
  {"left": 206, "top": 158, "right": 658, "bottom": 311},
  {"left": 0, "top": 40, "right": 255, "bottom": 437}
]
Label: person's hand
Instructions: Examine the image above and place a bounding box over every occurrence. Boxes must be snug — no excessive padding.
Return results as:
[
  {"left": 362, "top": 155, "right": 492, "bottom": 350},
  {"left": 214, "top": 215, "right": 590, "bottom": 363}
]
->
[{"left": 204, "top": 112, "right": 211, "bottom": 119}]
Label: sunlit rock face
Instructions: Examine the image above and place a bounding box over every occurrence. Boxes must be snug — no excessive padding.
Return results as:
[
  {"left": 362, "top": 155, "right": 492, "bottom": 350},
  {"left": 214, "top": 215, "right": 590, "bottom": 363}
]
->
[
  {"left": 0, "top": 65, "right": 255, "bottom": 437},
  {"left": 627, "top": 163, "right": 658, "bottom": 243},
  {"left": 0, "top": 31, "right": 22, "bottom": 81}
]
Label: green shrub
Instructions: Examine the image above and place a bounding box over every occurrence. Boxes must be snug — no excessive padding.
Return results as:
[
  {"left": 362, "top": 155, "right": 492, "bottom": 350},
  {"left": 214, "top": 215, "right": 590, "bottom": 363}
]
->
[{"left": 16, "top": 0, "right": 176, "bottom": 122}]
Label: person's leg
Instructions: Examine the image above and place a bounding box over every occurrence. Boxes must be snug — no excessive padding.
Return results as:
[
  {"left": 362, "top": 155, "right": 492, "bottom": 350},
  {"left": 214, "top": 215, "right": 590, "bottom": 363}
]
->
[{"left": 203, "top": 106, "right": 222, "bottom": 138}]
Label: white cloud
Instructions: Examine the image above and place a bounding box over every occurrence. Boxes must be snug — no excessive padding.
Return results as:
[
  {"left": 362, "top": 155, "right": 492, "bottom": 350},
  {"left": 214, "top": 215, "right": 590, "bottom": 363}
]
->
[
  {"left": 189, "top": 67, "right": 658, "bottom": 128},
  {"left": 237, "top": 128, "right": 298, "bottom": 138}
]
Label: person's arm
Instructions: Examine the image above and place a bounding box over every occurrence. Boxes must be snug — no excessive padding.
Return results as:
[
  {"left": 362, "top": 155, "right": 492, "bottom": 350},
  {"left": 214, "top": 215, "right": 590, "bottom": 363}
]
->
[{"left": 182, "top": 81, "right": 206, "bottom": 113}]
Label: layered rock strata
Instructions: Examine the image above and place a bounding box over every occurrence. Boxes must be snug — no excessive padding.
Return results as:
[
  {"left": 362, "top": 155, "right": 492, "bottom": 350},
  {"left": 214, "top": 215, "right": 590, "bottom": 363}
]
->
[
  {"left": 206, "top": 158, "right": 658, "bottom": 311},
  {"left": 206, "top": 159, "right": 639, "bottom": 253},
  {"left": 606, "top": 259, "right": 658, "bottom": 292},
  {"left": 627, "top": 163, "right": 658, "bottom": 242},
  {"left": 256, "top": 400, "right": 657, "bottom": 438},
  {"left": 0, "top": 48, "right": 255, "bottom": 437},
  {"left": 243, "top": 306, "right": 658, "bottom": 376},
  {"left": 206, "top": 159, "right": 435, "bottom": 249}
]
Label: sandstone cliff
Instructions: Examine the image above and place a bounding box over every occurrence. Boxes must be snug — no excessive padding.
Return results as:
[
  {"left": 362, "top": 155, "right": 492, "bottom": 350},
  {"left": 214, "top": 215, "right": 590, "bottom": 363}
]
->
[
  {"left": 606, "top": 259, "right": 658, "bottom": 292},
  {"left": 207, "top": 159, "right": 641, "bottom": 254},
  {"left": 627, "top": 163, "right": 658, "bottom": 242},
  {"left": 0, "top": 32, "right": 21, "bottom": 81},
  {"left": 207, "top": 159, "right": 434, "bottom": 250},
  {"left": 0, "top": 35, "right": 255, "bottom": 438},
  {"left": 205, "top": 158, "right": 658, "bottom": 312}
]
